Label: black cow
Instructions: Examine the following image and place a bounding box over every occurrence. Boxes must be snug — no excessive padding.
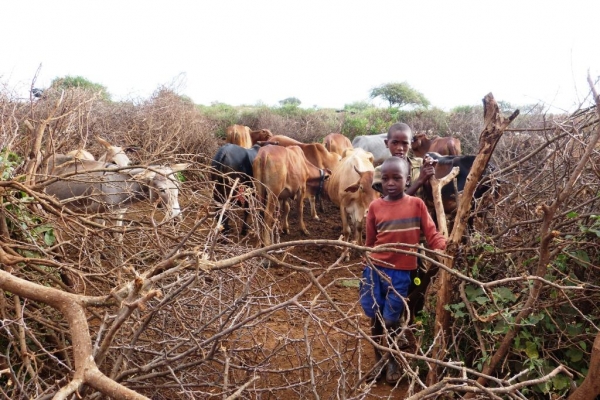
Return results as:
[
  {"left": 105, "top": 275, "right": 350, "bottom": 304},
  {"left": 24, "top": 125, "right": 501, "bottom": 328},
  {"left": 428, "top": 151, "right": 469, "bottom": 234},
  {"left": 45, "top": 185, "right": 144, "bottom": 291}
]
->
[
  {"left": 423, "top": 151, "right": 496, "bottom": 219},
  {"left": 210, "top": 143, "right": 261, "bottom": 235}
]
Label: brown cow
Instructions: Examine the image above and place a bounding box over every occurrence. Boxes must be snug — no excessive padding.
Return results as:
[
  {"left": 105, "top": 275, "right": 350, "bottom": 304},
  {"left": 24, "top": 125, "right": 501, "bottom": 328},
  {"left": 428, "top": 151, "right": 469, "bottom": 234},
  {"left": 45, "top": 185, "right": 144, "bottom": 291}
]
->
[
  {"left": 226, "top": 125, "right": 252, "bottom": 148},
  {"left": 411, "top": 133, "right": 461, "bottom": 158},
  {"left": 267, "top": 135, "right": 341, "bottom": 219},
  {"left": 250, "top": 128, "right": 274, "bottom": 145},
  {"left": 253, "top": 145, "right": 330, "bottom": 246},
  {"left": 323, "top": 133, "right": 353, "bottom": 157},
  {"left": 325, "top": 148, "right": 379, "bottom": 255}
]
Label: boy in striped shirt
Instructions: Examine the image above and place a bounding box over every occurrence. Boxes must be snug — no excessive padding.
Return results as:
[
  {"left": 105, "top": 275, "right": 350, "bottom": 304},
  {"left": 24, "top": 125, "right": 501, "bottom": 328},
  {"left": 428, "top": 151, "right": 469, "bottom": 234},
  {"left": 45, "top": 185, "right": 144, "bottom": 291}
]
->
[{"left": 361, "top": 156, "right": 446, "bottom": 384}]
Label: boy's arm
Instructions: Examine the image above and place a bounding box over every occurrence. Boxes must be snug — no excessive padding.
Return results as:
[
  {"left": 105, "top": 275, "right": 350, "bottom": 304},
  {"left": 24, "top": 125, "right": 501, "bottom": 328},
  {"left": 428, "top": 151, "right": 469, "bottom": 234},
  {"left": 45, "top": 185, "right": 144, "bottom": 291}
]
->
[
  {"left": 420, "top": 201, "right": 447, "bottom": 250},
  {"left": 405, "top": 164, "right": 435, "bottom": 197},
  {"left": 365, "top": 203, "right": 377, "bottom": 247}
]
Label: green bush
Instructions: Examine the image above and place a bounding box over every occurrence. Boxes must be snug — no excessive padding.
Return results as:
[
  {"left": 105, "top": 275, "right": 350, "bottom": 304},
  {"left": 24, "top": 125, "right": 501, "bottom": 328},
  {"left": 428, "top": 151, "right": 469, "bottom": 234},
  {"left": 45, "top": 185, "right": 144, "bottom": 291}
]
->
[{"left": 50, "top": 75, "right": 111, "bottom": 101}]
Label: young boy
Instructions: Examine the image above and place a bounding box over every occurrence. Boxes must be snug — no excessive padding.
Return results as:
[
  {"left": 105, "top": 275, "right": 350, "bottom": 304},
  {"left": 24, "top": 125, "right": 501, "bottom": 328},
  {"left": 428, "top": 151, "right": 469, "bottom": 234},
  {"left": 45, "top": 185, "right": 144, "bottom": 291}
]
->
[
  {"left": 372, "top": 122, "right": 436, "bottom": 197},
  {"left": 360, "top": 156, "right": 446, "bottom": 384}
]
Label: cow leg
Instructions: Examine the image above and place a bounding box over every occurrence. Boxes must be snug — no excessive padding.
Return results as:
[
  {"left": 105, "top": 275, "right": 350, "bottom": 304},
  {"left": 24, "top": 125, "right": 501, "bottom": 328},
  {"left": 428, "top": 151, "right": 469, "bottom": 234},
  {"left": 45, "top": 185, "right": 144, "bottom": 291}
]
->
[
  {"left": 339, "top": 206, "right": 353, "bottom": 261},
  {"left": 318, "top": 194, "right": 324, "bottom": 214},
  {"left": 340, "top": 206, "right": 351, "bottom": 242},
  {"left": 308, "top": 195, "right": 320, "bottom": 220},
  {"left": 240, "top": 190, "right": 251, "bottom": 236},
  {"left": 240, "top": 206, "right": 249, "bottom": 236},
  {"left": 355, "top": 213, "right": 364, "bottom": 246},
  {"left": 298, "top": 193, "right": 310, "bottom": 236},
  {"left": 282, "top": 199, "right": 291, "bottom": 235},
  {"left": 263, "top": 193, "right": 277, "bottom": 246}
]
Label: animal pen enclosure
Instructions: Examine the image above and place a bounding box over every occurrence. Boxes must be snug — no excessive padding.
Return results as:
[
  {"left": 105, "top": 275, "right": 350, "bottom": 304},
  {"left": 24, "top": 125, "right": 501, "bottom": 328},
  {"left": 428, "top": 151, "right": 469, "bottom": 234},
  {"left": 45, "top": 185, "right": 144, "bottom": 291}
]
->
[{"left": 0, "top": 83, "right": 599, "bottom": 399}]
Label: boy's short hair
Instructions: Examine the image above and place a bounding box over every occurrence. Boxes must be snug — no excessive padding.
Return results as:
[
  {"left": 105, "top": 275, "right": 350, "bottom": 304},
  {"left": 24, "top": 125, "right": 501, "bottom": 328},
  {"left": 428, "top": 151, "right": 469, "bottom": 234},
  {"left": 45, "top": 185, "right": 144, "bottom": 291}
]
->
[
  {"left": 381, "top": 156, "right": 410, "bottom": 177},
  {"left": 387, "top": 123, "right": 413, "bottom": 141}
]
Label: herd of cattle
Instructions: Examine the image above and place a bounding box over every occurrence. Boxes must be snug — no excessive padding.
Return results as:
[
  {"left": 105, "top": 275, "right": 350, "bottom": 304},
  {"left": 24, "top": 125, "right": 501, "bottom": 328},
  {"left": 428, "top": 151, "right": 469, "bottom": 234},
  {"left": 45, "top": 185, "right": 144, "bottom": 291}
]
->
[
  {"left": 211, "top": 124, "right": 488, "bottom": 248},
  {"left": 39, "top": 126, "right": 489, "bottom": 253}
]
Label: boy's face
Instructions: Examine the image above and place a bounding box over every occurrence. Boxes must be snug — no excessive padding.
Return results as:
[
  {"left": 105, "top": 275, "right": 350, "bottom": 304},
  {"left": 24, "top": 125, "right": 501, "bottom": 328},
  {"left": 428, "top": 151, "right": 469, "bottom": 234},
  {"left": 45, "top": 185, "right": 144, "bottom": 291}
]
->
[
  {"left": 385, "top": 130, "right": 411, "bottom": 159},
  {"left": 381, "top": 161, "right": 408, "bottom": 200}
]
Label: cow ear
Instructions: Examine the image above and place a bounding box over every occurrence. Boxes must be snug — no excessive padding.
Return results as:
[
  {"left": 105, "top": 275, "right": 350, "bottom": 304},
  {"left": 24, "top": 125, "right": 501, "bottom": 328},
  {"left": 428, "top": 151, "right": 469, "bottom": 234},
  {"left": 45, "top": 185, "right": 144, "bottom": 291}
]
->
[
  {"left": 96, "top": 136, "right": 112, "bottom": 149},
  {"left": 170, "top": 163, "right": 191, "bottom": 172},
  {"left": 344, "top": 182, "right": 360, "bottom": 193}
]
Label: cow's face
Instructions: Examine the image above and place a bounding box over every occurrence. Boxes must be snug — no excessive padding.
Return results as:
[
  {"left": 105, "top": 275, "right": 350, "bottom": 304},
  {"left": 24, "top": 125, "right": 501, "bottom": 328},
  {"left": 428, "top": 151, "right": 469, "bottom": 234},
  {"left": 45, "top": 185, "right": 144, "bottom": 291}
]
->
[
  {"left": 142, "top": 163, "right": 190, "bottom": 220},
  {"left": 411, "top": 133, "right": 427, "bottom": 151}
]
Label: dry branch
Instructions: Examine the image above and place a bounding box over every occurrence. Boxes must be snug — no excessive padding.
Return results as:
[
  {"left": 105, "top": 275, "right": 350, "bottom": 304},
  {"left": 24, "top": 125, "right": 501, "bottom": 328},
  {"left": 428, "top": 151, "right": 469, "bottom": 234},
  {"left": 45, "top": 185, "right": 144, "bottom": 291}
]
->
[{"left": 427, "top": 93, "right": 519, "bottom": 386}]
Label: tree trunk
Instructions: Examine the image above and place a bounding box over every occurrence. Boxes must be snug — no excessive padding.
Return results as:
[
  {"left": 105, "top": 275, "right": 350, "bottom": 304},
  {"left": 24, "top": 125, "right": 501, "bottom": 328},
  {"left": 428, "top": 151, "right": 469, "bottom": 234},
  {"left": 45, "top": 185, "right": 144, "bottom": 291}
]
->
[{"left": 568, "top": 332, "right": 600, "bottom": 400}]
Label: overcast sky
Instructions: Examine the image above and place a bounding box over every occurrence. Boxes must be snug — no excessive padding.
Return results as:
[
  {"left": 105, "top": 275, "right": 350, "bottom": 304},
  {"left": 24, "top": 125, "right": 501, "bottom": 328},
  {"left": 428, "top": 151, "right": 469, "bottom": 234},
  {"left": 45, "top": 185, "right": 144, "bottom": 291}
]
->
[{"left": 3, "top": 1, "right": 600, "bottom": 113}]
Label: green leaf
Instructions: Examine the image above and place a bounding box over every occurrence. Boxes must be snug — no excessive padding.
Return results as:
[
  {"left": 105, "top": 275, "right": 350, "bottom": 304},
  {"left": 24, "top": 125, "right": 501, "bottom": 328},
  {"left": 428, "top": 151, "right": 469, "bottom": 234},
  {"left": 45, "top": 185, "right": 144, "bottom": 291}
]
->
[
  {"left": 579, "top": 341, "right": 587, "bottom": 351},
  {"left": 525, "top": 341, "right": 539, "bottom": 359},
  {"left": 492, "top": 287, "right": 517, "bottom": 303},
  {"left": 465, "top": 285, "right": 484, "bottom": 299},
  {"left": 535, "top": 381, "right": 551, "bottom": 394},
  {"left": 567, "top": 323, "right": 584, "bottom": 336},
  {"left": 492, "top": 320, "right": 509, "bottom": 334},
  {"left": 474, "top": 296, "right": 488, "bottom": 305},
  {"left": 525, "top": 312, "right": 545, "bottom": 325},
  {"left": 566, "top": 211, "right": 579, "bottom": 218},
  {"left": 44, "top": 230, "right": 56, "bottom": 247},
  {"left": 566, "top": 348, "right": 584, "bottom": 363},
  {"left": 337, "top": 279, "right": 360, "bottom": 288},
  {"left": 569, "top": 250, "right": 590, "bottom": 267},
  {"left": 552, "top": 374, "right": 569, "bottom": 390},
  {"left": 21, "top": 250, "right": 39, "bottom": 258}
]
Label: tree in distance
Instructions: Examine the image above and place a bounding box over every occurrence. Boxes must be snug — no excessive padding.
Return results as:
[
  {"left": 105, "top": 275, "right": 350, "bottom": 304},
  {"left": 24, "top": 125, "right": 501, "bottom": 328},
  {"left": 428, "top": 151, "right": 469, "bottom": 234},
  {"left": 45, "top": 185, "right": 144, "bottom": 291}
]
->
[
  {"left": 370, "top": 81, "right": 430, "bottom": 109},
  {"left": 50, "top": 75, "right": 111, "bottom": 101},
  {"left": 279, "top": 97, "right": 301, "bottom": 107}
]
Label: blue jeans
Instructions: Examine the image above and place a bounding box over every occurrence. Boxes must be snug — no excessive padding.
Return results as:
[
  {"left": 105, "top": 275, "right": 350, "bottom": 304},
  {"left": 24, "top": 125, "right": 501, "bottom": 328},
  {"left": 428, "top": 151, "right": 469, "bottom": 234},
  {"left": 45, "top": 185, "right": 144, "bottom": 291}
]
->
[{"left": 360, "top": 265, "right": 412, "bottom": 322}]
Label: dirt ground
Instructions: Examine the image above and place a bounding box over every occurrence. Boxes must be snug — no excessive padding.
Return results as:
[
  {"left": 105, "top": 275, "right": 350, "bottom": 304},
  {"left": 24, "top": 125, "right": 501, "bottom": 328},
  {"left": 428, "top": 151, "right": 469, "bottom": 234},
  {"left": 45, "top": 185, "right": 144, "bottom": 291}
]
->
[{"left": 260, "top": 198, "right": 411, "bottom": 399}]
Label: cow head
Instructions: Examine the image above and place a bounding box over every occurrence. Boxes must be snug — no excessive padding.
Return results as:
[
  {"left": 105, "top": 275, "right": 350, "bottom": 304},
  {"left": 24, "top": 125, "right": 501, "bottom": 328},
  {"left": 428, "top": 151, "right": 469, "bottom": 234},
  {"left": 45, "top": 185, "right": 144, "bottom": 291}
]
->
[
  {"left": 411, "top": 132, "right": 427, "bottom": 146},
  {"left": 97, "top": 136, "right": 132, "bottom": 167},
  {"left": 250, "top": 129, "right": 274, "bottom": 144},
  {"left": 132, "top": 163, "right": 190, "bottom": 220}
]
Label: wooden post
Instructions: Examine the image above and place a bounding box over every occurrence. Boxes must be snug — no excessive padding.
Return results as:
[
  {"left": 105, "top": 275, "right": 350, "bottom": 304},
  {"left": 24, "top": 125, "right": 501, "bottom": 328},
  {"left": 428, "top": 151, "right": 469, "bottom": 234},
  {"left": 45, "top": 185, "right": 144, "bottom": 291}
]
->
[
  {"left": 426, "top": 93, "right": 519, "bottom": 386},
  {"left": 429, "top": 166, "right": 459, "bottom": 238}
]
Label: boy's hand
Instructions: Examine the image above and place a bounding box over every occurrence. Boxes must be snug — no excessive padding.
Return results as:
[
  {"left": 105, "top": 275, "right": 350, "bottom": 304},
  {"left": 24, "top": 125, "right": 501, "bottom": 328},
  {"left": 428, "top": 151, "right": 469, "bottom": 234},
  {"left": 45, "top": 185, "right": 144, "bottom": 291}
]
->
[{"left": 416, "top": 164, "right": 436, "bottom": 185}]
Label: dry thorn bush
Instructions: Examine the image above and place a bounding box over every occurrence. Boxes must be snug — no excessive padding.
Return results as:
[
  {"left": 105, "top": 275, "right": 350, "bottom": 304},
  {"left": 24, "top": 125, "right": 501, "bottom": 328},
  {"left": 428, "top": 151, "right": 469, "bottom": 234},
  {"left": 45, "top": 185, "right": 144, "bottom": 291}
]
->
[{"left": 0, "top": 81, "right": 599, "bottom": 400}]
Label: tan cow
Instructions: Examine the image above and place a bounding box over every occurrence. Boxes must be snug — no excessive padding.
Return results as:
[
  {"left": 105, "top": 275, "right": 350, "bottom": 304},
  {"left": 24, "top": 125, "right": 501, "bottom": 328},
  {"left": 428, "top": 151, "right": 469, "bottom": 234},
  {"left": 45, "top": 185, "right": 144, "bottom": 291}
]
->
[
  {"left": 323, "top": 133, "right": 353, "bottom": 157},
  {"left": 326, "top": 148, "right": 379, "bottom": 252},
  {"left": 267, "top": 135, "right": 341, "bottom": 219},
  {"left": 253, "top": 145, "right": 330, "bottom": 246},
  {"left": 250, "top": 128, "right": 274, "bottom": 144},
  {"left": 411, "top": 133, "right": 461, "bottom": 158},
  {"left": 226, "top": 125, "right": 252, "bottom": 148}
]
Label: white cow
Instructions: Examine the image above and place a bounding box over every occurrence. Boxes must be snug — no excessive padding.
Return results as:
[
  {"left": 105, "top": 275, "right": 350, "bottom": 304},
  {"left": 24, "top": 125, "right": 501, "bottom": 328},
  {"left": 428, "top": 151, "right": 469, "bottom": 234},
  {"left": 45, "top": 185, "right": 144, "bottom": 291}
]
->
[{"left": 351, "top": 133, "right": 390, "bottom": 165}]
